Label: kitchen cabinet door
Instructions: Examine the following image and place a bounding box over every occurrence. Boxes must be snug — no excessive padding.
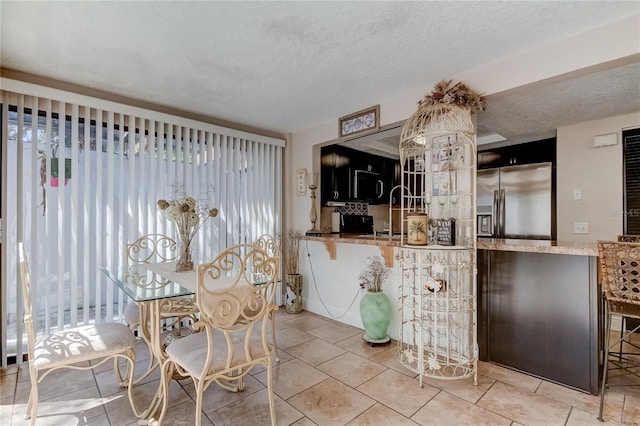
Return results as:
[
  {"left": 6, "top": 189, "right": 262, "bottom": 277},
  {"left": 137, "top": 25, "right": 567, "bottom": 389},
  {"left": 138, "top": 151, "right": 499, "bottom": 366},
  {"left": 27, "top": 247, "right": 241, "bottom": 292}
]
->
[
  {"left": 320, "top": 146, "right": 352, "bottom": 204},
  {"left": 478, "top": 249, "right": 599, "bottom": 394},
  {"left": 478, "top": 138, "right": 555, "bottom": 169}
]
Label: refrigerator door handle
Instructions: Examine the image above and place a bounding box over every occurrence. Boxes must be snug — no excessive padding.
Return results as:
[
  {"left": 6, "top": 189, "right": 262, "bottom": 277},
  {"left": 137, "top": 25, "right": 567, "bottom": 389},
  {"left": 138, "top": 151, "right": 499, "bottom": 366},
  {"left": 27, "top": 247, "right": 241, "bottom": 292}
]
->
[
  {"left": 499, "top": 189, "right": 506, "bottom": 237},
  {"left": 493, "top": 190, "right": 500, "bottom": 237}
]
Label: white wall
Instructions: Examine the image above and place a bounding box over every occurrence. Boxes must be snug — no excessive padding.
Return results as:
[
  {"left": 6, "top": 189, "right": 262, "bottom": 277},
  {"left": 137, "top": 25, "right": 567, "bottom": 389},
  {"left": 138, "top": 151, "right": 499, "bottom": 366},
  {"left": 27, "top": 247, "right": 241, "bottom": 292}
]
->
[
  {"left": 298, "top": 240, "right": 400, "bottom": 339},
  {"left": 557, "top": 112, "right": 640, "bottom": 242}
]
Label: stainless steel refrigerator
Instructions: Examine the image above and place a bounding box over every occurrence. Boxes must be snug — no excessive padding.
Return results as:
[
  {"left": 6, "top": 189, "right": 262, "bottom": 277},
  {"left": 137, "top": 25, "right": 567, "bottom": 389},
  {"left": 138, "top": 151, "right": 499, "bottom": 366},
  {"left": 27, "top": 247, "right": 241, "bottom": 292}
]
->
[{"left": 477, "top": 162, "right": 554, "bottom": 239}]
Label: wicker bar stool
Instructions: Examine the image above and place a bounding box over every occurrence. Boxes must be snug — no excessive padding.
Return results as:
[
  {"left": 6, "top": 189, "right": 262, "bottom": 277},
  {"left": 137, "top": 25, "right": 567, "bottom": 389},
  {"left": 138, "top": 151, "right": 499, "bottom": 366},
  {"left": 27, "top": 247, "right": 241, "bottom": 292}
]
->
[
  {"left": 597, "top": 240, "right": 640, "bottom": 422},
  {"left": 615, "top": 235, "right": 640, "bottom": 355},
  {"left": 617, "top": 235, "right": 640, "bottom": 243}
]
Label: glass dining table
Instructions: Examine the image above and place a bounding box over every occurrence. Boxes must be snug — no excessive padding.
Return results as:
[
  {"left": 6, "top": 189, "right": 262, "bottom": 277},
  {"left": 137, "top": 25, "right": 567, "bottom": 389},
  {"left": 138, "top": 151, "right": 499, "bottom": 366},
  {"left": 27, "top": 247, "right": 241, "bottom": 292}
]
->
[{"left": 102, "top": 261, "right": 200, "bottom": 422}]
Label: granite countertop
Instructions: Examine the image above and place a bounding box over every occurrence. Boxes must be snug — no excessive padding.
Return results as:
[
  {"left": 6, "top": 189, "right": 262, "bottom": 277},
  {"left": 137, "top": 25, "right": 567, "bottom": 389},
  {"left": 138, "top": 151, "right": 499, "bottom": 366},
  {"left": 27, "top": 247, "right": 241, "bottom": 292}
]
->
[
  {"left": 477, "top": 238, "right": 598, "bottom": 256},
  {"left": 300, "top": 233, "right": 402, "bottom": 247},
  {"left": 300, "top": 234, "right": 598, "bottom": 256}
]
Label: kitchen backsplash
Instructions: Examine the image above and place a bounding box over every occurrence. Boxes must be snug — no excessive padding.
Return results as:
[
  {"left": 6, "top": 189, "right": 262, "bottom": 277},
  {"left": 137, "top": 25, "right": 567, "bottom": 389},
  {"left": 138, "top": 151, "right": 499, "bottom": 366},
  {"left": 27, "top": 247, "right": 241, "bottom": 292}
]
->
[{"left": 320, "top": 204, "right": 401, "bottom": 234}]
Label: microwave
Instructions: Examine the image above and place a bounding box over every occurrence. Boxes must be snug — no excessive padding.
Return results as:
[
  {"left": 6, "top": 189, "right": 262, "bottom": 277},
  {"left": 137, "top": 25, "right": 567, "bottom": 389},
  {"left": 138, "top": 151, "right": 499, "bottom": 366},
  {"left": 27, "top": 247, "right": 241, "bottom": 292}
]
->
[{"left": 353, "top": 169, "right": 385, "bottom": 203}]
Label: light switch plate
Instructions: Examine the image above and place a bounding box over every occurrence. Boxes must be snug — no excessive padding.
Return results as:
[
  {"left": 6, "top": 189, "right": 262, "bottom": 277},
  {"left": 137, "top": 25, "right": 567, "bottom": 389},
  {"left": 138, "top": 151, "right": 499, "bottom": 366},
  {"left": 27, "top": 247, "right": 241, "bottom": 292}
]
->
[
  {"left": 572, "top": 188, "right": 582, "bottom": 200},
  {"left": 296, "top": 168, "right": 307, "bottom": 196}
]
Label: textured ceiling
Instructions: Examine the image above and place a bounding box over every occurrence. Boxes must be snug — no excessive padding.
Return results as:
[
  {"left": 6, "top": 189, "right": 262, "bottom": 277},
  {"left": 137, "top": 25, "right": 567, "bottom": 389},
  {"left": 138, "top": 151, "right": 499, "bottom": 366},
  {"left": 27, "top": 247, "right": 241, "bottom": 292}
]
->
[
  {"left": 339, "top": 59, "right": 640, "bottom": 156},
  {"left": 1, "top": 1, "right": 639, "bottom": 141},
  {"left": 478, "top": 60, "right": 640, "bottom": 147}
]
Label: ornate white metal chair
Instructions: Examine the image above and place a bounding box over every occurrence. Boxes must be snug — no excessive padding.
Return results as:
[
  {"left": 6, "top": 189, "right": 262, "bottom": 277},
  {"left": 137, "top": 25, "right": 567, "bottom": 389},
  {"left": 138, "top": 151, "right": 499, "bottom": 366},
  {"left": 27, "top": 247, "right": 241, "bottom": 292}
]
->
[
  {"left": 18, "top": 243, "right": 137, "bottom": 425},
  {"left": 253, "top": 234, "right": 281, "bottom": 361},
  {"left": 118, "top": 234, "right": 197, "bottom": 383},
  {"left": 158, "top": 243, "right": 279, "bottom": 426},
  {"left": 597, "top": 240, "right": 640, "bottom": 422}
]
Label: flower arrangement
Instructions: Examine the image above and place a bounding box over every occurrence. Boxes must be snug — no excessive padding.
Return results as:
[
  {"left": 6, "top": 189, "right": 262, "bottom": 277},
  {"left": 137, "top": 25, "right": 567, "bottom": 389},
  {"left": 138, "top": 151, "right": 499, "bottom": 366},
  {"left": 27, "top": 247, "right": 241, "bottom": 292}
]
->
[
  {"left": 417, "top": 79, "right": 487, "bottom": 112},
  {"left": 358, "top": 256, "right": 389, "bottom": 293},
  {"left": 157, "top": 195, "right": 218, "bottom": 271}
]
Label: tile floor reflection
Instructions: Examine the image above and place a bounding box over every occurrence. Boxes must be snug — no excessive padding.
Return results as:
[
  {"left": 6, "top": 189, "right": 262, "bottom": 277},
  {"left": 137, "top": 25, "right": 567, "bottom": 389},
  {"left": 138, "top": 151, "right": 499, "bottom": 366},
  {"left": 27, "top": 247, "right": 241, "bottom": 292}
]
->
[{"left": 2, "top": 310, "right": 639, "bottom": 425}]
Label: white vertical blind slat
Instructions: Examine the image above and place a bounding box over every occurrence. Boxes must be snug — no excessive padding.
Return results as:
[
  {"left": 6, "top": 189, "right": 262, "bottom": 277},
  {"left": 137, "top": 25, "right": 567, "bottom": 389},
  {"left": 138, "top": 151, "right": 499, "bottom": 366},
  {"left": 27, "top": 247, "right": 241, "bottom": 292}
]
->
[
  {"left": 16, "top": 95, "right": 25, "bottom": 360},
  {"left": 56, "top": 100, "right": 66, "bottom": 330},
  {"left": 148, "top": 120, "right": 157, "bottom": 236},
  {"left": 117, "top": 113, "right": 126, "bottom": 284},
  {"left": 176, "top": 126, "right": 183, "bottom": 188},
  {"left": 44, "top": 99, "right": 53, "bottom": 334},
  {"left": 106, "top": 111, "right": 115, "bottom": 320},
  {"left": 220, "top": 135, "right": 229, "bottom": 247},
  {"left": 1, "top": 93, "right": 8, "bottom": 367},
  {"left": 190, "top": 128, "right": 196, "bottom": 197},
  {"left": 70, "top": 103, "right": 79, "bottom": 327},
  {"left": 82, "top": 106, "right": 91, "bottom": 325},
  {"left": 28, "top": 97, "right": 40, "bottom": 335},
  {"left": 94, "top": 108, "right": 103, "bottom": 321},
  {"left": 213, "top": 133, "right": 222, "bottom": 254}
]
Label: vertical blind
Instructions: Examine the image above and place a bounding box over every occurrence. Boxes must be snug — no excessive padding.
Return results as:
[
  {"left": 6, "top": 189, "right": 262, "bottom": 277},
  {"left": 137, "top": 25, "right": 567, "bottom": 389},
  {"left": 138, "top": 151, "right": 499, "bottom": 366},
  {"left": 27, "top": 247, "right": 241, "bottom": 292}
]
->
[{"left": 0, "top": 81, "right": 284, "bottom": 366}]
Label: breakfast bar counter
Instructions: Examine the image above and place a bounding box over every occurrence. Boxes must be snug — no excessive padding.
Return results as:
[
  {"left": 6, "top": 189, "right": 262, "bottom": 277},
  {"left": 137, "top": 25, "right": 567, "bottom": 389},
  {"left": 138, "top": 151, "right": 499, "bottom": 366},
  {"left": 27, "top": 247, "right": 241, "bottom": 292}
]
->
[
  {"left": 477, "top": 238, "right": 597, "bottom": 256},
  {"left": 300, "top": 234, "right": 401, "bottom": 267},
  {"left": 299, "top": 235, "right": 601, "bottom": 394},
  {"left": 302, "top": 234, "right": 598, "bottom": 255}
]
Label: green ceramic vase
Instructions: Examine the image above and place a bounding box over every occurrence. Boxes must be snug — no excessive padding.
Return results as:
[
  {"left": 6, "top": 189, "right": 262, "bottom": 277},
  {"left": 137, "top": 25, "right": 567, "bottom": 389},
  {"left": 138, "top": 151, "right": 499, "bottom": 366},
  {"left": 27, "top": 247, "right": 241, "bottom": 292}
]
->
[{"left": 359, "top": 291, "right": 391, "bottom": 341}]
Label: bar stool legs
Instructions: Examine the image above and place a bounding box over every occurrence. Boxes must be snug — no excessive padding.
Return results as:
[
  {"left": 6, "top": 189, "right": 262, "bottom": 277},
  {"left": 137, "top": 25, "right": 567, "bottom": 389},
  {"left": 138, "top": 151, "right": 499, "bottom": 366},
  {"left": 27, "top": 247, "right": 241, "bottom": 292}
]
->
[{"left": 598, "top": 305, "right": 611, "bottom": 422}]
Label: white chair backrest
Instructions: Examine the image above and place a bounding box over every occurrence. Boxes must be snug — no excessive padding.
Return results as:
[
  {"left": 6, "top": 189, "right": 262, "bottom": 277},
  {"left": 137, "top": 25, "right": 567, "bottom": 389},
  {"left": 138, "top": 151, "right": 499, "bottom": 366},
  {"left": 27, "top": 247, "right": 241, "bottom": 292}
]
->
[
  {"left": 197, "top": 244, "right": 279, "bottom": 330},
  {"left": 125, "top": 234, "right": 177, "bottom": 289},
  {"left": 126, "top": 234, "right": 177, "bottom": 268},
  {"left": 254, "top": 234, "right": 280, "bottom": 258}
]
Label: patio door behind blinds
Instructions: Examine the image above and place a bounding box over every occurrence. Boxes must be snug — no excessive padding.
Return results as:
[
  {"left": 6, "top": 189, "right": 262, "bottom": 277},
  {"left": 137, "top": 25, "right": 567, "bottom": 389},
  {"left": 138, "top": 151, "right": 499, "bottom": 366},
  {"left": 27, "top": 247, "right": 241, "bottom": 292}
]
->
[{"left": 1, "top": 81, "right": 284, "bottom": 366}]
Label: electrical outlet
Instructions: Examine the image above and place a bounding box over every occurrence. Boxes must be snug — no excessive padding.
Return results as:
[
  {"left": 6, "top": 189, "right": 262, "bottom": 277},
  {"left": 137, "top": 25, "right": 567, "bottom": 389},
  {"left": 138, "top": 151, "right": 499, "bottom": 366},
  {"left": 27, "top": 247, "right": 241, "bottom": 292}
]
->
[
  {"left": 572, "top": 188, "right": 582, "bottom": 200},
  {"left": 574, "top": 222, "right": 589, "bottom": 234}
]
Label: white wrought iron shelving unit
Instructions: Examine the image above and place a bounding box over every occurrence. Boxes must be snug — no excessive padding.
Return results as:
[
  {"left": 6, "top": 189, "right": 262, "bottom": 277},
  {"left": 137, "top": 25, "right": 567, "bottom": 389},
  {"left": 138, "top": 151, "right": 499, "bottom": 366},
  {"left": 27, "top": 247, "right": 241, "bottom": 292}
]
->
[{"left": 397, "top": 105, "right": 478, "bottom": 386}]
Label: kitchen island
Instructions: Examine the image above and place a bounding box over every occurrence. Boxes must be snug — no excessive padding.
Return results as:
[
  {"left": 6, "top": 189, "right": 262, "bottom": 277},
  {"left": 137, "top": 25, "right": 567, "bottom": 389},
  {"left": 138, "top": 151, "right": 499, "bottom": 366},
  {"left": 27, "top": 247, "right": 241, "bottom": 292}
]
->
[{"left": 477, "top": 238, "right": 600, "bottom": 395}]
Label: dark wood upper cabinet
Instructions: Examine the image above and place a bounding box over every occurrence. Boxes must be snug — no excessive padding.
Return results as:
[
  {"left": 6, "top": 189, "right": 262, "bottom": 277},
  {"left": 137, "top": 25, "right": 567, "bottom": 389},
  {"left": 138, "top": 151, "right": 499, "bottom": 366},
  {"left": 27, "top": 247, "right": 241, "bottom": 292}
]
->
[
  {"left": 478, "top": 138, "right": 556, "bottom": 169},
  {"left": 321, "top": 144, "right": 399, "bottom": 205}
]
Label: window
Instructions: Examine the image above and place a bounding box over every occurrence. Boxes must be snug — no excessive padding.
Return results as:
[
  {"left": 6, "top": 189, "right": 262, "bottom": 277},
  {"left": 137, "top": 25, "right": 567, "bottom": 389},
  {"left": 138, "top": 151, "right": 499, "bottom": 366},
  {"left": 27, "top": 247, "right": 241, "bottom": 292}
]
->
[
  {"left": 623, "top": 127, "right": 640, "bottom": 234},
  {"left": 1, "top": 87, "right": 283, "bottom": 365}
]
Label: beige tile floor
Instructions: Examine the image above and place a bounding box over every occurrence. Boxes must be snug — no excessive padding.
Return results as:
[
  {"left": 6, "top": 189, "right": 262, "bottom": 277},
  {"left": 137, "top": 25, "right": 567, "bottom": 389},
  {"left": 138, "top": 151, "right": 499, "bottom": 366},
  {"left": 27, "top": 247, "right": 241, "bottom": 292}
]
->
[{"left": 1, "top": 310, "right": 639, "bottom": 426}]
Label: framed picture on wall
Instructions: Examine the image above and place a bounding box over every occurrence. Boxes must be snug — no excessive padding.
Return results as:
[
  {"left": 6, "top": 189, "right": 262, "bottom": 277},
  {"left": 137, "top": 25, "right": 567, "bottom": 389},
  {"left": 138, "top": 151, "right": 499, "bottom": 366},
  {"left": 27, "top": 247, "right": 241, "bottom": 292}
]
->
[{"left": 338, "top": 105, "right": 380, "bottom": 138}]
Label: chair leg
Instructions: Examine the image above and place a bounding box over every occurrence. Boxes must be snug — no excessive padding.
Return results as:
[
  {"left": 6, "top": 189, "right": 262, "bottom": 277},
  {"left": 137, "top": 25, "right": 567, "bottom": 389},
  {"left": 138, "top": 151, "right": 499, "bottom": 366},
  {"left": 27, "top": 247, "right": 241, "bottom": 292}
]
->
[
  {"left": 157, "top": 359, "right": 175, "bottom": 424},
  {"left": 271, "top": 314, "right": 279, "bottom": 362},
  {"left": 266, "top": 357, "right": 276, "bottom": 426},
  {"left": 25, "top": 367, "right": 38, "bottom": 425},
  {"left": 618, "top": 317, "right": 626, "bottom": 361},
  {"left": 28, "top": 383, "right": 38, "bottom": 426},
  {"left": 195, "top": 378, "right": 206, "bottom": 426},
  {"left": 598, "top": 306, "right": 611, "bottom": 422},
  {"left": 123, "top": 351, "right": 140, "bottom": 418}
]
